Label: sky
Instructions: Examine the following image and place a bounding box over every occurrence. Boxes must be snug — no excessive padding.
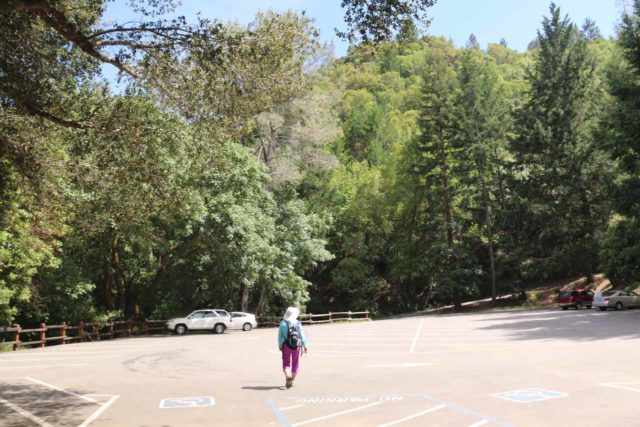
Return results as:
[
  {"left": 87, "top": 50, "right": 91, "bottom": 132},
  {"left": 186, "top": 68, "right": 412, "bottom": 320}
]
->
[{"left": 104, "top": 0, "right": 624, "bottom": 57}]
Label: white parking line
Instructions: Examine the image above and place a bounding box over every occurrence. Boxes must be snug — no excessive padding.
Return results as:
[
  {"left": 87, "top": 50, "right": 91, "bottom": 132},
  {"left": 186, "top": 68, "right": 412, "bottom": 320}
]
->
[
  {"left": 310, "top": 344, "right": 570, "bottom": 355},
  {"left": 280, "top": 404, "right": 306, "bottom": 411},
  {"left": 0, "top": 344, "right": 167, "bottom": 355},
  {"left": 0, "top": 349, "right": 161, "bottom": 359},
  {"left": 25, "top": 377, "right": 98, "bottom": 404},
  {"left": 409, "top": 319, "right": 424, "bottom": 354},
  {"left": 315, "top": 334, "right": 416, "bottom": 337},
  {"left": 0, "top": 396, "right": 53, "bottom": 427},
  {"left": 309, "top": 351, "right": 413, "bottom": 355},
  {"left": 317, "top": 344, "right": 412, "bottom": 347},
  {"left": 311, "top": 337, "right": 411, "bottom": 341},
  {"left": 292, "top": 401, "right": 383, "bottom": 426},
  {"left": 366, "top": 363, "right": 432, "bottom": 368},
  {"left": 377, "top": 404, "right": 446, "bottom": 427},
  {"left": 469, "top": 420, "right": 490, "bottom": 427},
  {"left": 78, "top": 395, "right": 119, "bottom": 427},
  {"left": 599, "top": 382, "right": 640, "bottom": 393},
  {"left": 0, "top": 364, "right": 88, "bottom": 370},
  {"left": 50, "top": 343, "right": 162, "bottom": 348},
  {"left": 305, "top": 353, "right": 392, "bottom": 357},
  {"left": 0, "top": 349, "right": 146, "bottom": 357},
  {"left": 0, "top": 356, "right": 113, "bottom": 362},
  {"left": 1, "top": 344, "right": 165, "bottom": 352}
]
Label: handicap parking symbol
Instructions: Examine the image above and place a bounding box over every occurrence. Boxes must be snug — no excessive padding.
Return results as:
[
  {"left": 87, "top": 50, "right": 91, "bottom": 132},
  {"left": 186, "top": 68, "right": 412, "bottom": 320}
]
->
[
  {"left": 492, "top": 388, "right": 567, "bottom": 403},
  {"left": 159, "top": 396, "right": 215, "bottom": 409}
]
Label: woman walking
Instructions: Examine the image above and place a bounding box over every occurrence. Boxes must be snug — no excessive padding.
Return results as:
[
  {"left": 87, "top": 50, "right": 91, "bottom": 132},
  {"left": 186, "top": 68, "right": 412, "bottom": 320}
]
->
[{"left": 278, "top": 307, "right": 308, "bottom": 389}]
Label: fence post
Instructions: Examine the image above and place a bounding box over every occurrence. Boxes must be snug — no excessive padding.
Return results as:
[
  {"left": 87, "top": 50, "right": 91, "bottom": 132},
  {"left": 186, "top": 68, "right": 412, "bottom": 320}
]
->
[
  {"left": 365, "top": 310, "right": 369, "bottom": 320},
  {"left": 144, "top": 319, "right": 149, "bottom": 335},
  {"left": 13, "top": 324, "right": 20, "bottom": 351},
  {"left": 128, "top": 318, "right": 133, "bottom": 336},
  {"left": 78, "top": 321, "right": 85, "bottom": 342},
  {"left": 61, "top": 321, "right": 67, "bottom": 345},
  {"left": 309, "top": 313, "right": 313, "bottom": 324},
  {"left": 40, "top": 323, "right": 46, "bottom": 348},
  {"left": 329, "top": 312, "right": 332, "bottom": 323},
  {"left": 348, "top": 311, "right": 352, "bottom": 321},
  {"left": 109, "top": 322, "right": 114, "bottom": 339},
  {"left": 92, "top": 323, "right": 99, "bottom": 340}
]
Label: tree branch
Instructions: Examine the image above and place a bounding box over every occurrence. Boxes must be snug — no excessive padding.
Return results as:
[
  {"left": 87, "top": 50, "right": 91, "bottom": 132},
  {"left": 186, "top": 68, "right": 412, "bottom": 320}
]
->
[
  {"left": 95, "top": 40, "right": 176, "bottom": 49},
  {"left": 1, "top": 0, "right": 47, "bottom": 12},
  {"left": 1, "top": 89, "right": 92, "bottom": 130},
  {"left": 18, "top": 99, "right": 91, "bottom": 129},
  {"left": 10, "top": 1, "right": 141, "bottom": 79},
  {"left": 88, "top": 26, "right": 190, "bottom": 40},
  {"left": 40, "top": 9, "right": 139, "bottom": 77}
]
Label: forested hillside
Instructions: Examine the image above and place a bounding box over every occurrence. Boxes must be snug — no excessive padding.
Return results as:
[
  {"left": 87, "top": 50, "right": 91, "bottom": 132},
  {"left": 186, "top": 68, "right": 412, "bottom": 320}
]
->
[
  {"left": 2, "top": 1, "right": 640, "bottom": 326},
  {"left": 302, "top": 7, "right": 622, "bottom": 314}
]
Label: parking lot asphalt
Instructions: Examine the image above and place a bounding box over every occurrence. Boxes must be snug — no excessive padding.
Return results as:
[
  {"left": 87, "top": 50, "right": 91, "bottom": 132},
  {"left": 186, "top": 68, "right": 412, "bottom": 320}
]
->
[{"left": 1, "top": 308, "right": 639, "bottom": 427}]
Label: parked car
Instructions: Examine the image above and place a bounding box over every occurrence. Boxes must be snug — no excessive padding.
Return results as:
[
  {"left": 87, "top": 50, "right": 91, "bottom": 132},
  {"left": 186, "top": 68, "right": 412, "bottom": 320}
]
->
[
  {"left": 229, "top": 312, "right": 258, "bottom": 331},
  {"left": 166, "top": 309, "right": 231, "bottom": 335},
  {"left": 594, "top": 290, "right": 640, "bottom": 311},
  {"left": 557, "top": 289, "right": 593, "bottom": 310}
]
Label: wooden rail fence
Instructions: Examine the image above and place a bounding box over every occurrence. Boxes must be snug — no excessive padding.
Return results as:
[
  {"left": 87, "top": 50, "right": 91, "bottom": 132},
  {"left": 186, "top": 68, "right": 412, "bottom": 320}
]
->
[
  {"left": 0, "top": 319, "right": 167, "bottom": 351},
  {"left": 1, "top": 311, "right": 370, "bottom": 351},
  {"left": 256, "top": 310, "right": 371, "bottom": 327}
]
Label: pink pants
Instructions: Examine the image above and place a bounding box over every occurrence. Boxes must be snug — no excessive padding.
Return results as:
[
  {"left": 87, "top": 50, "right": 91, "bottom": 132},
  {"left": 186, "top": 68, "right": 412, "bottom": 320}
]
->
[{"left": 281, "top": 344, "right": 301, "bottom": 373}]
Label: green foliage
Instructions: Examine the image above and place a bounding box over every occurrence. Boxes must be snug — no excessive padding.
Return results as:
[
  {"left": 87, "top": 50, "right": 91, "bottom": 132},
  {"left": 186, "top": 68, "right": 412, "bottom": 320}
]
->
[
  {"left": 331, "top": 258, "right": 388, "bottom": 311},
  {"left": 0, "top": 4, "right": 331, "bottom": 325},
  {"left": 1, "top": 1, "right": 635, "bottom": 324},
  {"left": 306, "top": 6, "right": 620, "bottom": 314},
  {"left": 0, "top": 108, "right": 68, "bottom": 325},
  {"left": 388, "top": 39, "right": 487, "bottom": 310},
  {"left": 508, "top": 3, "right": 611, "bottom": 281},
  {"left": 600, "top": 217, "right": 640, "bottom": 287},
  {"left": 143, "top": 10, "right": 322, "bottom": 132},
  {"left": 337, "top": 0, "right": 437, "bottom": 43},
  {"left": 599, "top": 0, "right": 640, "bottom": 286},
  {"left": 0, "top": 176, "right": 58, "bottom": 324}
]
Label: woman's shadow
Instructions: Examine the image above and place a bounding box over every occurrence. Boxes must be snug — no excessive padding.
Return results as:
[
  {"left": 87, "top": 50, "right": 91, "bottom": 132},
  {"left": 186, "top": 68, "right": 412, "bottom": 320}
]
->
[{"left": 242, "top": 386, "right": 286, "bottom": 391}]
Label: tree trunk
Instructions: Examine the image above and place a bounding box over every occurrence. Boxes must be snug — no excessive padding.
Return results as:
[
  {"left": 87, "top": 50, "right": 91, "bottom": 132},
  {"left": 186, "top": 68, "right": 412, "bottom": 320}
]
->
[
  {"left": 103, "top": 274, "right": 113, "bottom": 310},
  {"left": 486, "top": 208, "right": 497, "bottom": 306},
  {"left": 422, "top": 282, "right": 433, "bottom": 310},
  {"left": 479, "top": 168, "right": 497, "bottom": 306},
  {"left": 493, "top": 146, "right": 507, "bottom": 214},
  {"left": 438, "top": 141, "right": 454, "bottom": 248},
  {"left": 255, "top": 284, "right": 268, "bottom": 316},
  {"left": 438, "top": 128, "right": 457, "bottom": 311},
  {"left": 110, "top": 234, "right": 126, "bottom": 311},
  {"left": 453, "top": 291, "right": 462, "bottom": 312},
  {"left": 473, "top": 124, "right": 498, "bottom": 306},
  {"left": 241, "top": 285, "right": 250, "bottom": 312}
]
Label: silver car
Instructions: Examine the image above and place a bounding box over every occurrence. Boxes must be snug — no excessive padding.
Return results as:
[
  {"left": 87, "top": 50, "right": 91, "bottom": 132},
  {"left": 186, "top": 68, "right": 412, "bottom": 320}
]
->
[
  {"left": 594, "top": 290, "right": 640, "bottom": 311},
  {"left": 166, "top": 309, "right": 231, "bottom": 335},
  {"left": 229, "top": 312, "right": 258, "bottom": 331}
]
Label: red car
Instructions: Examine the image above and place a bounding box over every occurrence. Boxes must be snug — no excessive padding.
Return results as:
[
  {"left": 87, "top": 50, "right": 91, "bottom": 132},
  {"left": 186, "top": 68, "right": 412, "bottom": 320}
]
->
[{"left": 557, "top": 289, "right": 593, "bottom": 310}]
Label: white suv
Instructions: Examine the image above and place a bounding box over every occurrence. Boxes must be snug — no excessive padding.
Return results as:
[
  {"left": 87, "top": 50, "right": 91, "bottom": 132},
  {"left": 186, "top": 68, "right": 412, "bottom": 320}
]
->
[
  {"left": 229, "top": 312, "right": 258, "bottom": 331},
  {"left": 166, "top": 309, "right": 231, "bottom": 335}
]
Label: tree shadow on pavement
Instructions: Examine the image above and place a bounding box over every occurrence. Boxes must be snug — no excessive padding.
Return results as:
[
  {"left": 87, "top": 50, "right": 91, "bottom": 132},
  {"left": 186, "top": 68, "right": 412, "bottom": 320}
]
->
[
  {"left": 0, "top": 382, "right": 98, "bottom": 427},
  {"left": 241, "top": 385, "right": 286, "bottom": 391},
  {"left": 474, "top": 309, "right": 585, "bottom": 322},
  {"left": 476, "top": 310, "right": 640, "bottom": 342}
]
